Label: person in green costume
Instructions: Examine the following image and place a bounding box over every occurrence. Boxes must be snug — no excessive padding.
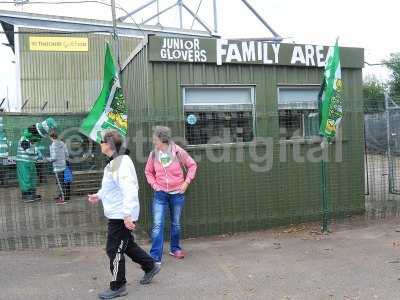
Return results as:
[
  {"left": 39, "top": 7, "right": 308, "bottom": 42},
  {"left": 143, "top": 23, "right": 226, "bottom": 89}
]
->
[{"left": 16, "top": 118, "right": 57, "bottom": 203}]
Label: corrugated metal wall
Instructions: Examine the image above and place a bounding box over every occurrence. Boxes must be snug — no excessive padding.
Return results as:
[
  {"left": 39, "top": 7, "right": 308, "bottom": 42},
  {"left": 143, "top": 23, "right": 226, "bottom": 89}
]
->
[
  {"left": 122, "top": 52, "right": 364, "bottom": 237},
  {"left": 122, "top": 44, "right": 149, "bottom": 127},
  {"left": 18, "top": 28, "right": 142, "bottom": 113},
  {"left": 121, "top": 44, "right": 152, "bottom": 227}
]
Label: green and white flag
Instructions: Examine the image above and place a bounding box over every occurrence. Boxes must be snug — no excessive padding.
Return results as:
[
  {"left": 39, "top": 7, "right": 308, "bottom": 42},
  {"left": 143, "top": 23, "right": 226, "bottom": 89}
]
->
[
  {"left": 80, "top": 43, "right": 128, "bottom": 143},
  {"left": 320, "top": 39, "right": 343, "bottom": 139}
]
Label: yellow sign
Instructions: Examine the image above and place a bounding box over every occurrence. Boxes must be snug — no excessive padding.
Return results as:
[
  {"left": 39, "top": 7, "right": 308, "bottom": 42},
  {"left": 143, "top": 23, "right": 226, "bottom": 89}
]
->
[{"left": 29, "top": 36, "right": 89, "bottom": 52}]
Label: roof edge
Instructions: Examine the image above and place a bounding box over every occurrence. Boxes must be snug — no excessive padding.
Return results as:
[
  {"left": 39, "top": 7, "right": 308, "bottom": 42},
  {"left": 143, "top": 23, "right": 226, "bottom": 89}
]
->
[
  {"left": 0, "top": 10, "right": 215, "bottom": 38},
  {"left": 121, "top": 37, "right": 148, "bottom": 72}
]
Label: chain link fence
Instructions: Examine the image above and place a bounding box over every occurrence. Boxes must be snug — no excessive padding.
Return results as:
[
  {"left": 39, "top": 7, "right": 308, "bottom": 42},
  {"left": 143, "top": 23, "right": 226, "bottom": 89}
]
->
[
  {"left": 364, "top": 95, "right": 400, "bottom": 219},
  {"left": 0, "top": 113, "right": 107, "bottom": 250},
  {"left": 1, "top": 96, "right": 400, "bottom": 250}
]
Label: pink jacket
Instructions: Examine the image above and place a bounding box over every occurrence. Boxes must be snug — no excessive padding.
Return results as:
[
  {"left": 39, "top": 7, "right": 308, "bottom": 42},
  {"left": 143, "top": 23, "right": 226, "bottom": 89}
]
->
[{"left": 145, "top": 144, "right": 197, "bottom": 193}]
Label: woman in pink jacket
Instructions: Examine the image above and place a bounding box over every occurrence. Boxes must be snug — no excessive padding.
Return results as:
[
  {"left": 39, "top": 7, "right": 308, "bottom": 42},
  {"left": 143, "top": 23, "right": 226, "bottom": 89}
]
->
[{"left": 145, "top": 126, "right": 197, "bottom": 264}]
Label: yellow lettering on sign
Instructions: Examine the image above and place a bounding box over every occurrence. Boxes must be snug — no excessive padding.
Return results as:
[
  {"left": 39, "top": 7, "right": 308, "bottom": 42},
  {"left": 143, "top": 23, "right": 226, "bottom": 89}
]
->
[{"left": 29, "top": 36, "right": 89, "bottom": 52}]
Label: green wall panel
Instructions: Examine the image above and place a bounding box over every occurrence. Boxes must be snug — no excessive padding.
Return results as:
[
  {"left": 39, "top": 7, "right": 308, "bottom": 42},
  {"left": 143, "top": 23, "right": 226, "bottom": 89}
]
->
[{"left": 121, "top": 49, "right": 365, "bottom": 238}]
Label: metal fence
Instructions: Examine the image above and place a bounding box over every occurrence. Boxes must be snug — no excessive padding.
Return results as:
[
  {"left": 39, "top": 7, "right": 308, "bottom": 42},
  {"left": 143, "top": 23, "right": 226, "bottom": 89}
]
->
[
  {"left": 364, "top": 95, "right": 400, "bottom": 219},
  {"left": 1, "top": 96, "right": 400, "bottom": 250},
  {"left": 0, "top": 113, "right": 107, "bottom": 250}
]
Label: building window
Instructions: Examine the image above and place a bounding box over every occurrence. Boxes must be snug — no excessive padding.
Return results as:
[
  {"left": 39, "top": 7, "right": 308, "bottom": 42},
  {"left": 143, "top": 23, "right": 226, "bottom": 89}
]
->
[
  {"left": 278, "top": 86, "right": 320, "bottom": 140},
  {"left": 183, "top": 86, "right": 255, "bottom": 145}
]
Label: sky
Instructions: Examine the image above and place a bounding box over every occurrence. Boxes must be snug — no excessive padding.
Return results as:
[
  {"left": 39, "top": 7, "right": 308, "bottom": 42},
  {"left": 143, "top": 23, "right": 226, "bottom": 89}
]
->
[{"left": 0, "top": 0, "right": 399, "bottom": 111}]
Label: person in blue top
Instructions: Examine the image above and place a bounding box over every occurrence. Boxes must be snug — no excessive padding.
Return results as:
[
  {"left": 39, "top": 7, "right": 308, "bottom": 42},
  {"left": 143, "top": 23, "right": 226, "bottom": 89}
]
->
[{"left": 48, "top": 131, "right": 69, "bottom": 204}]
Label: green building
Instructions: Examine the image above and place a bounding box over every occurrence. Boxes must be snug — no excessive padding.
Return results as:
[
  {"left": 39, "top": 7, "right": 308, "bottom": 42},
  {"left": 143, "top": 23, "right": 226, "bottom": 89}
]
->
[{"left": 121, "top": 35, "right": 364, "bottom": 237}]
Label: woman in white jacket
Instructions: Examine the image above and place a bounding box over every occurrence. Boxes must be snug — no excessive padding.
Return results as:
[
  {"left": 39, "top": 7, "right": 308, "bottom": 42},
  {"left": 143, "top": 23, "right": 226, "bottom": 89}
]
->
[{"left": 88, "top": 130, "right": 160, "bottom": 300}]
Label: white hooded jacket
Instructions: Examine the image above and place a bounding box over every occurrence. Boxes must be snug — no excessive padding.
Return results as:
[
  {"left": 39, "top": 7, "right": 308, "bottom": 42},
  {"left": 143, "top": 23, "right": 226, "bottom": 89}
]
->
[{"left": 97, "top": 154, "right": 140, "bottom": 221}]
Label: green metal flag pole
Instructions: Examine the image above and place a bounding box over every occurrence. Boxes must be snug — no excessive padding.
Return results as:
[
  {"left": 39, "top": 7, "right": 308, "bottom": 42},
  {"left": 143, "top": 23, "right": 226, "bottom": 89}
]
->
[
  {"left": 319, "top": 81, "right": 329, "bottom": 232},
  {"left": 320, "top": 141, "right": 329, "bottom": 232},
  {"left": 319, "top": 38, "right": 343, "bottom": 232},
  {"left": 79, "top": 0, "right": 127, "bottom": 143},
  {"left": 111, "top": 0, "right": 121, "bottom": 72}
]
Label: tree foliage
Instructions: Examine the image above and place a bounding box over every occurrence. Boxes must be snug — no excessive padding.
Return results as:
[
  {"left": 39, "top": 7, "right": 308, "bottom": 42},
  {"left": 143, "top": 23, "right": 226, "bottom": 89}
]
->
[
  {"left": 385, "top": 53, "right": 400, "bottom": 98},
  {"left": 363, "top": 75, "right": 385, "bottom": 113}
]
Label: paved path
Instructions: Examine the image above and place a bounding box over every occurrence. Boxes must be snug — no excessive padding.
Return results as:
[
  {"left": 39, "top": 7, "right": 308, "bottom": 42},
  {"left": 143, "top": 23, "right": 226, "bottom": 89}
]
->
[{"left": 2, "top": 219, "right": 400, "bottom": 300}]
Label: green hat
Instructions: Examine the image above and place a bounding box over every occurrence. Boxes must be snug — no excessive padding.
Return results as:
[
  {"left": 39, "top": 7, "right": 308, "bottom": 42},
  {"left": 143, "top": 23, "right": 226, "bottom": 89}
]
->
[
  {"left": 36, "top": 117, "right": 57, "bottom": 137},
  {"left": 22, "top": 128, "right": 32, "bottom": 140}
]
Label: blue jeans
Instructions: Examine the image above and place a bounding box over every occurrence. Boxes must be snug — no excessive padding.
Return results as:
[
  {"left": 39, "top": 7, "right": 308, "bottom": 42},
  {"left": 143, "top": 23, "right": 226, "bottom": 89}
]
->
[{"left": 150, "top": 191, "right": 185, "bottom": 262}]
